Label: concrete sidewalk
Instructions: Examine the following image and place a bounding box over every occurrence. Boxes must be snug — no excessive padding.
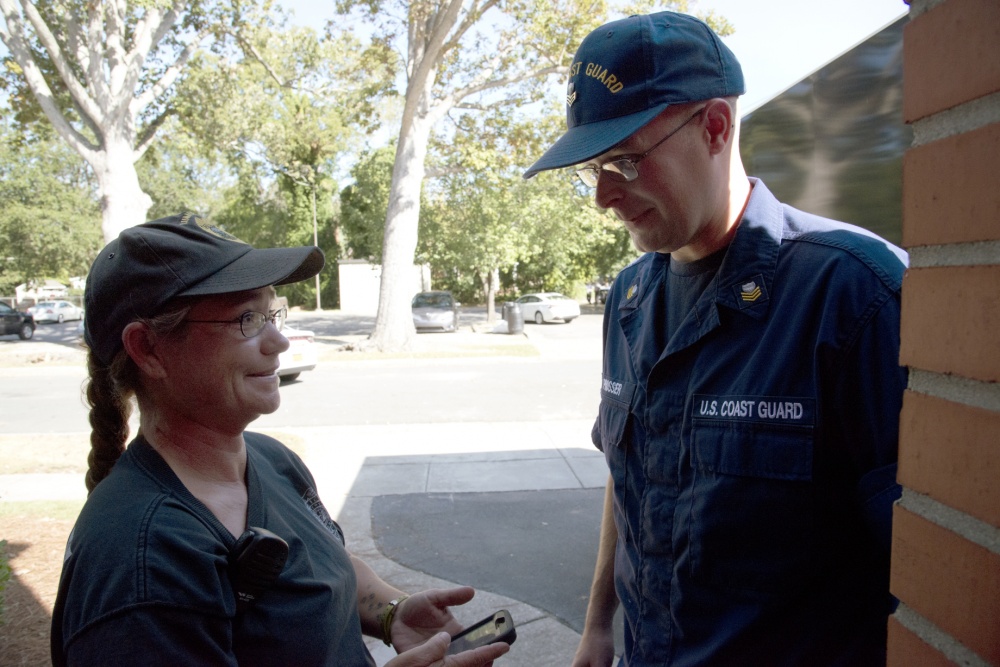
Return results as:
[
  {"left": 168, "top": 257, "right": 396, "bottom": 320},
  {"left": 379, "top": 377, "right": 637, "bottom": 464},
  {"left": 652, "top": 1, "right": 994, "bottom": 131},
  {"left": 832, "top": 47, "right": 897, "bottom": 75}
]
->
[{"left": 295, "top": 420, "right": 609, "bottom": 666}]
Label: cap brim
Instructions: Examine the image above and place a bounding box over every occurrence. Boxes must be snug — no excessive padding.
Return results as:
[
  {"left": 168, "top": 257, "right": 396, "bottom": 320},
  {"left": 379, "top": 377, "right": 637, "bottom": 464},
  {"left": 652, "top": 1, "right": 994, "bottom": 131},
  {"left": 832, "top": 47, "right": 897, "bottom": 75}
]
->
[
  {"left": 522, "top": 104, "right": 669, "bottom": 179},
  {"left": 179, "top": 245, "right": 325, "bottom": 296}
]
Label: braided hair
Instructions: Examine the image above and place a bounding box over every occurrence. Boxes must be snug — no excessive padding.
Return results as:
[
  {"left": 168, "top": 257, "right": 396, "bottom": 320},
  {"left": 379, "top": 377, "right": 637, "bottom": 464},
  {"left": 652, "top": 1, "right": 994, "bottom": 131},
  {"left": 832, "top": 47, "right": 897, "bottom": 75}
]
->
[{"left": 82, "top": 304, "right": 192, "bottom": 493}]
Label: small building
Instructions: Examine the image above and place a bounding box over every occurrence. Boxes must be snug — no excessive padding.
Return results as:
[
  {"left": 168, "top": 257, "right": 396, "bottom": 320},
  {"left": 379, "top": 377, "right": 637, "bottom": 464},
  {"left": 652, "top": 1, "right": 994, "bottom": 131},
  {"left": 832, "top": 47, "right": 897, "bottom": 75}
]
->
[
  {"left": 337, "top": 260, "right": 430, "bottom": 315},
  {"left": 15, "top": 279, "right": 69, "bottom": 307}
]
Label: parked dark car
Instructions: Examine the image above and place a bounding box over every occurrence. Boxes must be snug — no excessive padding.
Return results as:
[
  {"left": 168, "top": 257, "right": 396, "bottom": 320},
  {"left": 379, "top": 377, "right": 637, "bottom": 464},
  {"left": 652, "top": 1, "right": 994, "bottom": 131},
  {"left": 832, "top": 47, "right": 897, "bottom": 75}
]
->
[
  {"left": 411, "top": 291, "right": 459, "bottom": 332},
  {"left": 0, "top": 302, "right": 36, "bottom": 340}
]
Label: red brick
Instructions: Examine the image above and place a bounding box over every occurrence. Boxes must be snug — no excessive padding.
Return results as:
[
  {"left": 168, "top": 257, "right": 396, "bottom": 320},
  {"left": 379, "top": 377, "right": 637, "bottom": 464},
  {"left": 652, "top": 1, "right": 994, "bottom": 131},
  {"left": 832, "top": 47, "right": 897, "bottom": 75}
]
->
[
  {"left": 891, "top": 507, "right": 1000, "bottom": 663},
  {"left": 902, "top": 122, "right": 1000, "bottom": 247},
  {"left": 899, "top": 391, "right": 1000, "bottom": 528},
  {"left": 903, "top": 0, "right": 1000, "bottom": 122},
  {"left": 900, "top": 266, "right": 1000, "bottom": 383},
  {"left": 887, "top": 617, "right": 958, "bottom": 667}
]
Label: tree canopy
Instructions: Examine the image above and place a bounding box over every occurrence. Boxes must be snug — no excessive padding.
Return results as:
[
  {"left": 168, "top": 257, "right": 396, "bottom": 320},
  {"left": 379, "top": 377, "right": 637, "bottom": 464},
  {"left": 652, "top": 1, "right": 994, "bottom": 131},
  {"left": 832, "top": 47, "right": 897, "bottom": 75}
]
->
[
  {"left": 0, "top": 117, "right": 102, "bottom": 294},
  {"left": 0, "top": 0, "right": 732, "bottom": 326},
  {"left": 0, "top": 0, "right": 282, "bottom": 240},
  {"left": 334, "top": 0, "right": 726, "bottom": 350}
]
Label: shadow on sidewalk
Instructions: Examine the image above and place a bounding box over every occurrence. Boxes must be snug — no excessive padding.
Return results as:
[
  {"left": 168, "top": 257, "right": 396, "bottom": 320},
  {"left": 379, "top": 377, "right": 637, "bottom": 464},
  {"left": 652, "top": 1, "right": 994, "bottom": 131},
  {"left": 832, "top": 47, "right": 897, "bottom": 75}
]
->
[{"left": 372, "top": 487, "right": 604, "bottom": 633}]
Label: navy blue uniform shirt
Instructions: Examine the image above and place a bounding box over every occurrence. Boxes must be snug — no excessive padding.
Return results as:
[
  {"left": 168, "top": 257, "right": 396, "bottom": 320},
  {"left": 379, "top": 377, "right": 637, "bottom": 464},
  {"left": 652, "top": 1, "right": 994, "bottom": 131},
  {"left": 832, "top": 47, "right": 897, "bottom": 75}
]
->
[{"left": 593, "top": 179, "right": 908, "bottom": 666}]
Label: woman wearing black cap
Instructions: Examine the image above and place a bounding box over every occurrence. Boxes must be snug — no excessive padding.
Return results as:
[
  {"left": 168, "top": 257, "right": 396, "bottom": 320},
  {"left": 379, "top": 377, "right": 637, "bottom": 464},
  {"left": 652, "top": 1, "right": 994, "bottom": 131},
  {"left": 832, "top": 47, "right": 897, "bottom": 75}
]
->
[{"left": 51, "top": 214, "right": 507, "bottom": 667}]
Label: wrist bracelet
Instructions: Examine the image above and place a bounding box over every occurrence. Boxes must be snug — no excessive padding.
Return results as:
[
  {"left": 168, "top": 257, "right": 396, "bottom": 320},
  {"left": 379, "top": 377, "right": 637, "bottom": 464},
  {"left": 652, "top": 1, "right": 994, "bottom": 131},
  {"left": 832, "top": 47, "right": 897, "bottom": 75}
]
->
[{"left": 379, "top": 595, "right": 409, "bottom": 647}]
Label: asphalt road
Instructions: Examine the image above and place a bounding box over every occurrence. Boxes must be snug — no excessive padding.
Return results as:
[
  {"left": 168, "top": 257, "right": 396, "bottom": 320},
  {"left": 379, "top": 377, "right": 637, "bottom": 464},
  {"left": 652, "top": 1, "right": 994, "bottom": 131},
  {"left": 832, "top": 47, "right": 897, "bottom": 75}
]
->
[{"left": 1, "top": 308, "right": 605, "bottom": 434}]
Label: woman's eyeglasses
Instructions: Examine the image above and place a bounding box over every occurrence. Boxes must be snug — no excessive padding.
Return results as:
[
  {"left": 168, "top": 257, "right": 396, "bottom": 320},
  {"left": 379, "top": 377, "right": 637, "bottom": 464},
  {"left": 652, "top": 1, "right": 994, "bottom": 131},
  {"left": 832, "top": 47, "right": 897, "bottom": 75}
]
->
[
  {"left": 575, "top": 108, "right": 705, "bottom": 188},
  {"left": 185, "top": 307, "right": 287, "bottom": 338}
]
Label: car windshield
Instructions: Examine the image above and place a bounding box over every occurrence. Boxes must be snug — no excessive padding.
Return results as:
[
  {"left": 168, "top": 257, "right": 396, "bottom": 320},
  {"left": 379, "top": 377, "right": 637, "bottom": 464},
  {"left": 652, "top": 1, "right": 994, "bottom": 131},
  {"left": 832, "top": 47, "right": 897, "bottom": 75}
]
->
[
  {"left": 413, "top": 294, "right": 452, "bottom": 308},
  {"left": 37, "top": 302, "right": 57, "bottom": 308}
]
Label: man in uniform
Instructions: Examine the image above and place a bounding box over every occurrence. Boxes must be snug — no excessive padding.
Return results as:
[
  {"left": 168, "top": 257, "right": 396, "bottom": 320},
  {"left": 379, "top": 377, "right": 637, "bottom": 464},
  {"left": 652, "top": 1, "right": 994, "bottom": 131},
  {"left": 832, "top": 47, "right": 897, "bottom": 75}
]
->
[{"left": 523, "top": 11, "right": 908, "bottom": 667}]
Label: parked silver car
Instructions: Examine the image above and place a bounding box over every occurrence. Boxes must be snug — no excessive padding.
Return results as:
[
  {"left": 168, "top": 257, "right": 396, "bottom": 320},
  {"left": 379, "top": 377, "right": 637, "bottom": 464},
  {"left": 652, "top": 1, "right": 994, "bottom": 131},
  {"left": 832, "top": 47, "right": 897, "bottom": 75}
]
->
[{"left": 411, "top": 291, "right": 459, "bottom": 332}]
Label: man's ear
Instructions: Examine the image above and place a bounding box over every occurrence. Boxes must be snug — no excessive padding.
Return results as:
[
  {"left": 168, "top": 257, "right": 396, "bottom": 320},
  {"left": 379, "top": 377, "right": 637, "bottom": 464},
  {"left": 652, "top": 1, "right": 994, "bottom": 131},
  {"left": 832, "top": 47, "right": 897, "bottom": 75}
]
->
[
  {"left": 121, "top": 322, "right": 168, "bottom": 379},
  {"left": 703, "top": 98, "right": 735, "bottom": 155}
]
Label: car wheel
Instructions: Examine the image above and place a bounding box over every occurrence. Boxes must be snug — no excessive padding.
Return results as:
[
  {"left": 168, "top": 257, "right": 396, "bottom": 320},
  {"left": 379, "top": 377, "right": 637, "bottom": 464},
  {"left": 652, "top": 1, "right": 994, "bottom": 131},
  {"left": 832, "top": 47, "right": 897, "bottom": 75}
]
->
[
  {"left": 279, "top": 373, "right": 300, "bottom": 383},
  {"left": 534, "top": 311, "right": 544, "bottom": 325},
  {"left": 19, "top": 323, "right": 34, "bottom": 340}
]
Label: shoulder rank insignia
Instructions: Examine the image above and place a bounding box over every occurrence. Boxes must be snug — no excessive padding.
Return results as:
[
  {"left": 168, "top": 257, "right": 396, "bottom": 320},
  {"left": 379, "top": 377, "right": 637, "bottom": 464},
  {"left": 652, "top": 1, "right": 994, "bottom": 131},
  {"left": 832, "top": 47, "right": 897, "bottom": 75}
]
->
[{"left": 740, "top": 281, "right": 762, "bottom": 302}]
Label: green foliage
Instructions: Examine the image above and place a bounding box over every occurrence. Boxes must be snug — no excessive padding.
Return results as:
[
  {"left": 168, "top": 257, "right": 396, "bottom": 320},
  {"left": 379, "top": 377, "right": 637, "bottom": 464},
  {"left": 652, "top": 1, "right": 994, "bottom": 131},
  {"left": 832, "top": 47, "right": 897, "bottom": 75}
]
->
[
  {"left": 138, "top": 120, "right": 229, "bottom": 221},
  {"left": 0, "top": 119, "right": 102, "bottom": 293},
  {"left": 420, "top": 108, "right": 636, "bottom": 304},
  {"left": 157, "top": 19, "right": 393, "bottom": 310},
  {"left": 0, "top": 0, "right": 280, "bottom": 141},
  {"left": 0, "top": 0, "right": 729, "bottom": 307},
  {"left": 339, "top": 145, "right": 398, "bottom": 262},
  {"left": 207, "top": 167, "right": 341, "bottom": 309}
]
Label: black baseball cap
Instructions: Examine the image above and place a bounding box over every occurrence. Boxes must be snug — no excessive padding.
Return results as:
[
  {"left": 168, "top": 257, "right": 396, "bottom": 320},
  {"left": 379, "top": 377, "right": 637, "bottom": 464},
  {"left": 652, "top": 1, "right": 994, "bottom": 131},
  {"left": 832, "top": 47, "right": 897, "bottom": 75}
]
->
[
  {"left": 84, "top": 213, "right": 325, "bottom": 365},
  {"left": 523, "top": 11, "right": 744, "bottom": 179}
]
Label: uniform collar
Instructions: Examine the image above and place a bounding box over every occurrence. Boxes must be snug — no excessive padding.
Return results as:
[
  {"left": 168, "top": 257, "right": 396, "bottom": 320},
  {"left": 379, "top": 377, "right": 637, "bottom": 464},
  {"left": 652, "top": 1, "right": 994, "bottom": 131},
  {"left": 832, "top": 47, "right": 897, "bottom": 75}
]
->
[
  {"left": 615, "top": 251, "right": 668, "bottom": 312},
  {"left": 712, "top": 177, "right": 782, "bottom": 320},
  {"left": 616, "top": 178, "right": 783, "bottom": 320}
]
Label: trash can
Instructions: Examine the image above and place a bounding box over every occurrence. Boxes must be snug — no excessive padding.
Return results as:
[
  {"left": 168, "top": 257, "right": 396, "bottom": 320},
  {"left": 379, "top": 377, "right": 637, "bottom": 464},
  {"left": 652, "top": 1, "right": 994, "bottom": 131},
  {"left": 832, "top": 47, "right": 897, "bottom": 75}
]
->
[{"left": 504, "top": 301, "right": 523, "bottom": 335}]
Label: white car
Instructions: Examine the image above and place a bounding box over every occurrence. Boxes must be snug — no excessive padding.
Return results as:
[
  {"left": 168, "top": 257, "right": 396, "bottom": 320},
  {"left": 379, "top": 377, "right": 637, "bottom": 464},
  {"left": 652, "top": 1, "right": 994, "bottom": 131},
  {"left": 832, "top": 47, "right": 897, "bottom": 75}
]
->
[
  {"left": 28, "top": 300, "right": 84, "bottom": 324},
  {"left": 516, "top": 292, "right": 581, "bottom": 324},
  {"left": 277, "top": 326, "right": 318, "bottom": 382}
]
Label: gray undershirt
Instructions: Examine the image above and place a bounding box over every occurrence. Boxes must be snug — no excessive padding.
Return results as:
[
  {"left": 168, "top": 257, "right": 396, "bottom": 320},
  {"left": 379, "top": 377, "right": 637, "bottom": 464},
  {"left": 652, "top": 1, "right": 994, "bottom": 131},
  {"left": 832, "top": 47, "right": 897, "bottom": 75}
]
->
[{"left": 664, "top": 248, "right": 726, "bottom": 347}]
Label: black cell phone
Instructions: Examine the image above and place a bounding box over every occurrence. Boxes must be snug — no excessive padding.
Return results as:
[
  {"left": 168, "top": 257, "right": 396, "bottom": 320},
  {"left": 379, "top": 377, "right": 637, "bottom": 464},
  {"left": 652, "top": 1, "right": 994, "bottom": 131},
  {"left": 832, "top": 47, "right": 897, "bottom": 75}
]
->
[{"left": 446, "top": 610, "right": 517, "bottom": 655}]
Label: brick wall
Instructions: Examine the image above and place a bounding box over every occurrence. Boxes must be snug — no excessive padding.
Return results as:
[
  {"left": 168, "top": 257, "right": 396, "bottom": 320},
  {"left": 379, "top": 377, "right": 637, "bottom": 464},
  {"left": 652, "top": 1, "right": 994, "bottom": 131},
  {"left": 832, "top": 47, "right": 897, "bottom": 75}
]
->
[{"left": 891, "top": 0, "right": 1000, "bottom": 664}]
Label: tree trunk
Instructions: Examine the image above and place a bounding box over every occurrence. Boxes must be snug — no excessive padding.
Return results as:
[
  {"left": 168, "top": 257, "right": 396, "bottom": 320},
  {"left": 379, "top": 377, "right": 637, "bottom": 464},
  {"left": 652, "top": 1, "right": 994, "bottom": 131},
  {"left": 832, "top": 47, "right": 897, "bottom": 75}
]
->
[
  {"left": 311, "top": 183, "right": 322, "bottom": 310},
  {"left": 93, "top": 138, "right": 152, "bottom": 242},
  {"left": 486, "top": 267, "right": 499, "bottom": 322},
  {"left": 366, "top": 114, "right": 432, "bottom": 351}
]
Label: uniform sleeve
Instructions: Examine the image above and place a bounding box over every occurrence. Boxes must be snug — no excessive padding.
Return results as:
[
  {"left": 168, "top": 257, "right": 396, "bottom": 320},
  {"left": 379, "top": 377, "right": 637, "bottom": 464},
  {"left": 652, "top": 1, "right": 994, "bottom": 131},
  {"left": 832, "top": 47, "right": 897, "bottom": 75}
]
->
[
  {"left": 53, "top": 493, "right": 238, "bottom": 667},
  {"left": 824, "top": 288, "right": 907, "bottom": 556},
  {"left": 63, "top": 607, "right": 236, "bottom": 667}
]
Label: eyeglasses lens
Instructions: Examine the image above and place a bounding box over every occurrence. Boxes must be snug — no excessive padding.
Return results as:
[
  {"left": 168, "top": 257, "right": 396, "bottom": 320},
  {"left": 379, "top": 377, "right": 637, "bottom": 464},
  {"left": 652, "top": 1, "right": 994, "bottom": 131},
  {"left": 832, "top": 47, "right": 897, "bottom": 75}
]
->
[
  {"left": 238, "top": 308, "right": 286, "bottom": 338},
  {"left": 575, "top": 160, "right": 637, "bottom": 188},
  {"left": 576, "top": 168, "right": 599, "bottom": 188},
  {"left": 603, "top": 161, "right": 637, "bottom": 181}
]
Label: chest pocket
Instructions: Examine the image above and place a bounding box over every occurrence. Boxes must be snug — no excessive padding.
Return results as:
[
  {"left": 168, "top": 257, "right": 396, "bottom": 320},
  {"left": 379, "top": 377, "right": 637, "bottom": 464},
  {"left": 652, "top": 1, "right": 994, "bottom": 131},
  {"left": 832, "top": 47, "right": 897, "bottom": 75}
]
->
[
  {"left": 595, "top": 378, "right": 638, "bottom": 490},
  {"left": 688, "top": 420, "right": 817, "bottom": 596},
  {"left": 595, "top": 378, "right": 637, "bottom": 449}
]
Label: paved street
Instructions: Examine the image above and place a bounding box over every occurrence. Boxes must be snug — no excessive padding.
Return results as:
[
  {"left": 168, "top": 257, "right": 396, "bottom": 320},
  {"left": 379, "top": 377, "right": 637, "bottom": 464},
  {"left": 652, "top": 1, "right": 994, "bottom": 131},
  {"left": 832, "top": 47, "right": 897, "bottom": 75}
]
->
[{"left": 1, "top": 306, "right": 624, "bottom": 666}]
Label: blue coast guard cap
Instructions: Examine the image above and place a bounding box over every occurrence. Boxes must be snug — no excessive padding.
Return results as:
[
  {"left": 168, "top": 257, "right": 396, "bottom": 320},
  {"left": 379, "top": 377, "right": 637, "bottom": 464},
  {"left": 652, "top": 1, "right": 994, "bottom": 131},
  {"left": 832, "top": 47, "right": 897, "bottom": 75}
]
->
[{"left": 523, "top": 11, "right": 744, "bottom": 179}]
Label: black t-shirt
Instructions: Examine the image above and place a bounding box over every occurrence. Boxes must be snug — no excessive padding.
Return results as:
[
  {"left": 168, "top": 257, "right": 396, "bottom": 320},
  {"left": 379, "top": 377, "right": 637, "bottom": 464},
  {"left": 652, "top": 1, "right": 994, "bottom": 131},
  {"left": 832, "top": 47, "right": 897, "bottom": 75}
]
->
[{"left": 51, "top": 433, "right": 374, "bottom": 667}]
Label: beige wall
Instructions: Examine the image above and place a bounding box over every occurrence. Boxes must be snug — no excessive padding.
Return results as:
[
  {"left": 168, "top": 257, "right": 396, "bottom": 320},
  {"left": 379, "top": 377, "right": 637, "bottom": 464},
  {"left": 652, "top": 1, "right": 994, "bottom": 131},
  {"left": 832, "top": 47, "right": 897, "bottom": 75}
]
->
[{"left": 337, "top": 260, "right": 430, "bottom": 314}]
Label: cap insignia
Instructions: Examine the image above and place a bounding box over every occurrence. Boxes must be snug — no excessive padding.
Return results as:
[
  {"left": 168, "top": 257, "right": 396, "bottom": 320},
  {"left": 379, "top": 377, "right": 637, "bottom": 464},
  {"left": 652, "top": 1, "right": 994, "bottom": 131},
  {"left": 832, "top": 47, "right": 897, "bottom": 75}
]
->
[{"left": 189, "top": 215, "right": 247, "bottom": 244}]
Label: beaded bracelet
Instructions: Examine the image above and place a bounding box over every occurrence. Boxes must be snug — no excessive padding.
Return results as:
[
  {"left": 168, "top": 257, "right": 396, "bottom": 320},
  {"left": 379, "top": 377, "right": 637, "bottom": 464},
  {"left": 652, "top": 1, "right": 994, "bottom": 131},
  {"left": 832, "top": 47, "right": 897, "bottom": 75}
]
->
[{"left": 379, "top": 595, "right": 409, "bottom": 647}]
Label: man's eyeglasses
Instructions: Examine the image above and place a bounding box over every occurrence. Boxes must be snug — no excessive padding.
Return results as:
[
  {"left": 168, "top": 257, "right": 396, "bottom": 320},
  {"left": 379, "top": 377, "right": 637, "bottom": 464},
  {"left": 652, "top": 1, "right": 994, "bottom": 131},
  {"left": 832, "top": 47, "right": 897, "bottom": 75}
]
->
[
  {"left": 576, "top": 108, "right": 705, "bottom": 188},
  {"left": 185, "top": 307, "right": 287, "bottom": 338}
]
